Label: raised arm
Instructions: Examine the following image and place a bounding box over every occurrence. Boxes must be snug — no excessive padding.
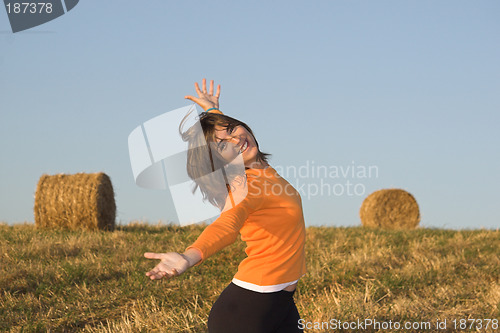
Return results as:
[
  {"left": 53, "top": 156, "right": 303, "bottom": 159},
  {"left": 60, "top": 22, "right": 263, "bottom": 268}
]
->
[{"left": 184, "top": 78, "right": 223, "bottom": 114}]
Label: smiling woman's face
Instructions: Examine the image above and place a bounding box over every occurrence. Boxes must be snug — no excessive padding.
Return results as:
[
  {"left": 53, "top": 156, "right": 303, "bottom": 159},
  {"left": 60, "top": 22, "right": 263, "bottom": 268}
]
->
[{"left": 213, "top": 125, "right": 259, "bottom": 167}]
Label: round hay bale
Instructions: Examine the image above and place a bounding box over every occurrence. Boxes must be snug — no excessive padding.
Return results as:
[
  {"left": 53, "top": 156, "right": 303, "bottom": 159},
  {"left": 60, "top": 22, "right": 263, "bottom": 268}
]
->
[
  {"left": 360, "top": 189, "right": 420, "bottom": 229},
  {"left": 34, "top": 172, "right": 116, "bottom": 231}
]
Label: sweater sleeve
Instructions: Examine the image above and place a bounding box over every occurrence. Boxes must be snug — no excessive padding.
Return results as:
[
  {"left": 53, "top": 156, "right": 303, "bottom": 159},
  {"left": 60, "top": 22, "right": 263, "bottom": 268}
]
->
[{"left": 186, "top": 176, "right": 262, "bottom": 264}]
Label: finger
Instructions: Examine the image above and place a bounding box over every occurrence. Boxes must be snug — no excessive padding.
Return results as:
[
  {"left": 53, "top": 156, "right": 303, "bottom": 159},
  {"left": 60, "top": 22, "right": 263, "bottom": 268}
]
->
[
  {"left": 215, "top": 84, "right": 221, "bottom": 99},
  {"left": 202, "top": 78, "right": 207, "bottom": 94},
  {"left": 154, "top": 270, "right": 175, "bottom": 280},
  {"left": 185, "top": 96, "right": 203, "bottom": 108},
  {"left": 144, "top": 252, "right": 163, "bottom": 260},
  {"left": 146, "top": 266, "right": 162, "bottom": 276},
  {"left": 209, "top": 80, "right": 214, "bottom": 95},
  {"left": 148, "top": 271, "right": 167, "bottom": 280},
  {"left": 194, "top": 82, "right": 202, "bottom": 96},
  {"left": 184, "top": 95, "right": 199, "bottom": 103},
  {"left": 148, "top": 267, "right": 168, "bottom": 278},
  {"left": 146, "top": 271, "right": 158, "bottom": 278},
  {"left": 145, "top": 269, "right": 157, "bottom": 278}
]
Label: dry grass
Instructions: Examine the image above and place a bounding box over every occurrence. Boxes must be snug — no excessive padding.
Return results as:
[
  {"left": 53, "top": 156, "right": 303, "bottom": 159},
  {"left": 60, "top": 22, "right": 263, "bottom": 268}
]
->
[
  {"left": 34, "top": 173, "right": 116, "bottom": 231},
  {"left": 0, "top": 222, "right": 498, "bottom": 332}
]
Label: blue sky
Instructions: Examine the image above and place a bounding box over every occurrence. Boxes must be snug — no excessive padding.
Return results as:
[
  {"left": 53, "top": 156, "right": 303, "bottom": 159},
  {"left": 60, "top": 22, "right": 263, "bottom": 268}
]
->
[{"left": 1, "top": 0, "right": 499, "bottom": 229}]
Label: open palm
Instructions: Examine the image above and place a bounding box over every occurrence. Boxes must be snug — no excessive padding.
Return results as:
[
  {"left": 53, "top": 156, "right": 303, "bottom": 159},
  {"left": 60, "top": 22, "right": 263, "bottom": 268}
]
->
[
  {"left": 185, "top": 78, "right": 221, "bottom": 111},
  {"left": 144, "top": 252, "right": 190, "bottom": 280}
]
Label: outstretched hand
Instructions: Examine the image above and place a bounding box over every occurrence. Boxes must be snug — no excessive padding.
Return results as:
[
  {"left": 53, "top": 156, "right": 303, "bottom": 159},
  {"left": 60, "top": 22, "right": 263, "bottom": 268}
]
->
[
  {"left": 144, "top": 252, "right": 190, "bottom": 280},
  {"left": 185, "top": 78, "right": 221, "bottom": 111}
]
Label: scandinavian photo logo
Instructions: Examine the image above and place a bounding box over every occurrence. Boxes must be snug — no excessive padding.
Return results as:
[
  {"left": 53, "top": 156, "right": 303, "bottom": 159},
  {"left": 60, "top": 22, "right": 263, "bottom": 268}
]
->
[{"left": 3, "top": 0, "right": 79, "bottom": 33}]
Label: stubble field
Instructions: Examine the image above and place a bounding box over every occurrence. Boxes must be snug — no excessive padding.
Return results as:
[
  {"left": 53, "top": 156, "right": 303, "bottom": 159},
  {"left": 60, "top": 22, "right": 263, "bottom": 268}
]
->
[{"left": 1, "top": 223, "right": 499, "bottom": 332}]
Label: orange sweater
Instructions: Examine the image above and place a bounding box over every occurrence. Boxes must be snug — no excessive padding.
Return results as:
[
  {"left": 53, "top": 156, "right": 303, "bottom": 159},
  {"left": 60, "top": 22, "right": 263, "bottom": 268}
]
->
[{"left": 186, "top": 166, "right": 306, "bottom": 290}]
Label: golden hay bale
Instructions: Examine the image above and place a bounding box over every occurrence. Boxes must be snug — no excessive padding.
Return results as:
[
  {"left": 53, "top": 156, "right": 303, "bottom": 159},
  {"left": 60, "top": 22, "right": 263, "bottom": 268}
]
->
[
  {"left": 34, "top": 172, "right": 116, "bottom": 231},
  {"left": 360, "top": 189, "right": 420, "bottom": 229}
]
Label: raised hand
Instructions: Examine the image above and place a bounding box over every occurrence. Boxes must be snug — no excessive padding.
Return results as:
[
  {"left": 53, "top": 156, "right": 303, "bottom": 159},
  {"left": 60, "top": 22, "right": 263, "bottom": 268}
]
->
[
  {"left": 184, "top": 78, "right": 221, "bottom": 112},
  {"left": 144, "top": 252, "right": 190, "bottom": 280}
]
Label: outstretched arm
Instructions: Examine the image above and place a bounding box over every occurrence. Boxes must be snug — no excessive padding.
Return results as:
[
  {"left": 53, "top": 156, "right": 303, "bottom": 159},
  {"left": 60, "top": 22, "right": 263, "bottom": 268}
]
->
[
  {"left": 184, "top": 78, "right": 223, "bottom": 114},
  {"left": 145, "top": 177, "right": 262, "bottom": 280}
]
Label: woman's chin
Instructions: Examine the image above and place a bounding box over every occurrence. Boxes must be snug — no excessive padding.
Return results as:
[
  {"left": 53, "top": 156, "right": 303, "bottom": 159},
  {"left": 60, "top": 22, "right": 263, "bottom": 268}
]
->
[{"left": 242, "top": 149, "right": 258, "bottom": 162}]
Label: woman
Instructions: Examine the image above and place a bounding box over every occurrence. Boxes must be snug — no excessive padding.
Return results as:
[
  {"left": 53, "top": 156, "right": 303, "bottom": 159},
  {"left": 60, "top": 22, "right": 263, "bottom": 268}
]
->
[{"left": 144, "top": 79, "right": 306, "bottom": 333}]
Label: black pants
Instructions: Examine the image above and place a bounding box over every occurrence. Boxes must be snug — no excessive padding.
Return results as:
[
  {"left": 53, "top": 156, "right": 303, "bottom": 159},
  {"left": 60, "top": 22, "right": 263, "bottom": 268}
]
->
[{"left": 208, "top": 282, "right": 303, "bottom": 333}]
